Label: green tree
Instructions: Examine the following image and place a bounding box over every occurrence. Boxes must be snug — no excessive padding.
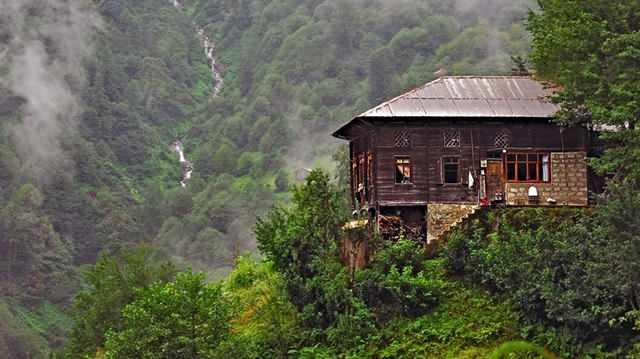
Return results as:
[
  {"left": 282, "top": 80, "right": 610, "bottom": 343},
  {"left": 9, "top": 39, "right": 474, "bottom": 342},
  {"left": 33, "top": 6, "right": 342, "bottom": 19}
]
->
[
  {"left": 528, "top": 0, "right": 640, "bottom": 183},
  {"left": 0, "top": 184, "right": 74, "bottom": 303},
  {"left": 104, "top": 271, "right": 232, "bottom": 358},
  {"left": 256, "top": 170, "right": 374, "bottom": 346},
  {"left": 445, "top": 206, "right": 640, "bottom": 354},
  {"left": 65, "top": 247, "right": 176, "bottom": 358}
]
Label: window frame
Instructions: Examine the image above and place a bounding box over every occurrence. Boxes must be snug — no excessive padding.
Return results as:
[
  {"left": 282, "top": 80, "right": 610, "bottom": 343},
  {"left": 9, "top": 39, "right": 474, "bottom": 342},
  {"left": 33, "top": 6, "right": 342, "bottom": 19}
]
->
[
  {"left": 394, "top": 156, "right": 413, "bottom": 185},
  {"left": 367, "top": 152, "right": 374, "bottom": 189},
  {"left": 442, "top": 156, "right": 460, "bottom": 185},
  {"left": 443, "top": 129, "right": 461, "bottom": 148},
  {"left": 504, "top": 152, "right": 551, "bottom": 183}
]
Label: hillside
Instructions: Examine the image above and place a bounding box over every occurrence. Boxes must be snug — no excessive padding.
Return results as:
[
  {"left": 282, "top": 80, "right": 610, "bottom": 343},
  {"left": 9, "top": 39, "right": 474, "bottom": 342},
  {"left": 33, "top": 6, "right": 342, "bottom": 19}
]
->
[{"left": 2, "top": 0, "right": 639, "bottom": 358}]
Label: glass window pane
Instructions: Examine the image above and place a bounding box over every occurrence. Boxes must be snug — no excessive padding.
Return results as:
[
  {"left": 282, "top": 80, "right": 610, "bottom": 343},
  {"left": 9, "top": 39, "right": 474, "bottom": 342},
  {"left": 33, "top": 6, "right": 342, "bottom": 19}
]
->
[
  {"left": 528, "top": 154, "right": 537, "bottom": 161},
  {"left": 403, "top": 165, "right": 411, "bottom": 181},
  {"left": 528, "top": 163, "right": 538, "bottom": 180},
  {"left": 395, "top": 158, "right": 411, "bottom": 184},
  {"left": 444, "top": 164, "right": 458, "bottom": 183},
  {"left": 517, "top": 163, "right": 527, "bottom": 181},
  {"left": 395, "top": 166, "right": 403, "bottom": 183},
  {"left": 538, "top": 162, "right": 544, "bottom": 181},
  {"left": 507, "top": 163, "right": 516, "bottom": 180},
  {"left": 507, "top": 154, "right": 516, "bottom": 161}
]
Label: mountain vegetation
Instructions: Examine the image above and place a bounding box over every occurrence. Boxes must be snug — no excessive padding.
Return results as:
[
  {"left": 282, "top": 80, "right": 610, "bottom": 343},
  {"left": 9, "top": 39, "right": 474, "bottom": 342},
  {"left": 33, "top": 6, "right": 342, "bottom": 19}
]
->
[{"left": 1, "top": 0, "right": 639, "bottom": 357}]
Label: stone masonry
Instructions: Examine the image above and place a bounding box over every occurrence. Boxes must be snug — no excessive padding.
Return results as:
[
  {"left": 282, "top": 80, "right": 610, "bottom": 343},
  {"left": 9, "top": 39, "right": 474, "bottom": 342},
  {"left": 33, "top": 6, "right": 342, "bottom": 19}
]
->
[
  {"left": 505, "top": 151, "right": 588, "bottom": 207},
  {"left": 426, "top": 203, "right": 479, "bottom": 243}
]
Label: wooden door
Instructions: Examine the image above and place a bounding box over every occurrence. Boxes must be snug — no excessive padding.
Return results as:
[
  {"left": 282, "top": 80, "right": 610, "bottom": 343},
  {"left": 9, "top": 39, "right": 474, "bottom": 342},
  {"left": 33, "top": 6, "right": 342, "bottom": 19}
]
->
[{"left": 485, "top": 159, "right": 504, "bottom": 202}]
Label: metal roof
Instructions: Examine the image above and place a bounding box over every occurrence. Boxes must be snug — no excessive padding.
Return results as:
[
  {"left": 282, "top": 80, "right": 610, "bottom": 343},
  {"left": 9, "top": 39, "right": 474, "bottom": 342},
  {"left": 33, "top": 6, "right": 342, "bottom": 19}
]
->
[{"left": 333, "top": 76, "right": 560, "bottom": 139}]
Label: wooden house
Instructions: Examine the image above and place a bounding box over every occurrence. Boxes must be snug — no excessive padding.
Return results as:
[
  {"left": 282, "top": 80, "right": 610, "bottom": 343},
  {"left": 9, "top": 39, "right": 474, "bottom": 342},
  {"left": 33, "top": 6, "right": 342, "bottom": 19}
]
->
[{"left": 333, "top": 76, "right": 593, "bottom": 243}]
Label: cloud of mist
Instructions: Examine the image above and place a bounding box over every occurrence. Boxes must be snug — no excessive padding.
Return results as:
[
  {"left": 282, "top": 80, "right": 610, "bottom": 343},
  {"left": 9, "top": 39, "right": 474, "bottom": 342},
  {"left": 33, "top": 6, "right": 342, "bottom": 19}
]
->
[
  {"left": 283, "top": 0, "right": 535, "bottom": 180},
  {"left": 0, "top": 0, "right": 101, "bottom": 184},
  {"left": 285, "top": 104, "right": 342, "bottom": 181}
]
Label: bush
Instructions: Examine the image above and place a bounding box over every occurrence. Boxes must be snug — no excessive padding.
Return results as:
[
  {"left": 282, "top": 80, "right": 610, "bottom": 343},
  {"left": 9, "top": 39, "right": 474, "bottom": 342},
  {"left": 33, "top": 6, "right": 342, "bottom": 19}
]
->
[
  {"left": 444, "top": 204, "right": 640, "bottom": 355},
  {"left": 355, "top": 240, "right": 442, "bottom": 322},
  {"left": 64, "top": 246, "right": 176, "bottom": 358},
  {"left": 223, "top": 257, "right": 301, "bottom": 358},
  {"left": 489, "top": 340, "right": 558, "bottom": 359},
  {"left": 256, "top": 170, "right": 373, "bottom": 348},
  {"left": 355, "top": 265, "right": 440, "bottom": 322},
  {"left": 104, "top": 271, "right": 232, "bottom": 358}
]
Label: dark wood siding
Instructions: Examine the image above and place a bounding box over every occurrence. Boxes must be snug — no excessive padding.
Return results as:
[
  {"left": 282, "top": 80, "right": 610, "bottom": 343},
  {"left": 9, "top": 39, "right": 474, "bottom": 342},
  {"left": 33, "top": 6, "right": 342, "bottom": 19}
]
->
[{"left": 356, "top": 119, "right": 589, "bottom": 208}]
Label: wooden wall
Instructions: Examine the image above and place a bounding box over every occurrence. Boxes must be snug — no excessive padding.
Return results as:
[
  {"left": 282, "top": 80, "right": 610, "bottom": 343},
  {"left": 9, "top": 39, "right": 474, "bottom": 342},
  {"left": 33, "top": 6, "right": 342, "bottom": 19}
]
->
[{"left": 347, "top": 118, "right": 590, "bottom": 208}]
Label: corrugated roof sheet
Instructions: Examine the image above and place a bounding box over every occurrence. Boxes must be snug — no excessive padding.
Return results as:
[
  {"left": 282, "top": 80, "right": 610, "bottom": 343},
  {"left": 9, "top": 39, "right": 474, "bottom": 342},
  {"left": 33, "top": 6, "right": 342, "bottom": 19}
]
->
[
  {"left": 359, "top": 76, "right": 559, "bottom": 118},
  {"left": 333, "top": 76, "right": 560, "bottom": 139}
]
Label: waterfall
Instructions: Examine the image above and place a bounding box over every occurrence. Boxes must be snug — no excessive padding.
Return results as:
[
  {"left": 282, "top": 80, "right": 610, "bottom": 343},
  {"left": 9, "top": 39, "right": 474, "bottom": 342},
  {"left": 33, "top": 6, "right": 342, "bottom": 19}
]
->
[
  {"left": 198, "top": 28, "right": 224, "bottom": 96},
  {"left": 171, "top": 0, "right": 223, "bottom": 97},
  {"left": 169, "top": 0, "right": 223, "bottom": 187},
  {"left": 172, "top": 141, "right": 193, "bottom": 188}
]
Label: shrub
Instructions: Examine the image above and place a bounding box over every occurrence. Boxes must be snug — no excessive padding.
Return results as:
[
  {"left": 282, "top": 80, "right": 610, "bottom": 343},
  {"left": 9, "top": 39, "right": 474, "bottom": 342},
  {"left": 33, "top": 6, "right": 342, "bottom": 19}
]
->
[
  {"left": 256, "top": 170, "right": 374, "bottom": 348},
  {"left": 64, "top": 246, "right": 176, "bottom": 358},
  {"left": 489, "top": 340, "right": 558, "bottom": 359},
  {"left": 444, "top": 205, "right": 640, "bottom": 355},
  {"left": 104, "top": 271, "right": 231, "bottom": 358},
  {"left": 355, "top": 240, "right": 442, "bottom": 322}
]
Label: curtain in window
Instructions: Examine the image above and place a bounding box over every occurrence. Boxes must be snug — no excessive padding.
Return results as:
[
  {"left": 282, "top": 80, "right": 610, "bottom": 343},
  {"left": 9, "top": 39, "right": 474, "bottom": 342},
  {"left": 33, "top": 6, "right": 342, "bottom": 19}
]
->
[{"left": 542, "top": 155, "right": 550, "bottom": 181}]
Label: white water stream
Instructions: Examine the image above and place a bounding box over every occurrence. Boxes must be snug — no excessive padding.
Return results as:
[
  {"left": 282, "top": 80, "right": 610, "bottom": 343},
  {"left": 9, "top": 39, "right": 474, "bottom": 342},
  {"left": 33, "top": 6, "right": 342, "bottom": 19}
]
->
[
  {"left": 172, "top": 140, "right": 193, "bottom": 188},
  {"left": 171, "top": 0, "right": 223, "bottom": 97},
  {"left": 169, "top": 0, "right": 223, "bottom": 187}
]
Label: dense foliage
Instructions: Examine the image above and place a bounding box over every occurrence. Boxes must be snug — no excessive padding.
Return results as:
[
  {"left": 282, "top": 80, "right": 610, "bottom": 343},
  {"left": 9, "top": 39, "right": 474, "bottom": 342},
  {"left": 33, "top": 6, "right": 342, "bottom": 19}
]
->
[
  {"left": 0, "top": 5, "right": 534, "bottom": 351},
  {"left": 256, "top": 170, "right": 376, "bottom": 347},
  {"left": 528, "top": 0, "right": 640, "bottom": 184},
  {"left": 4, "top": 0, "right": 640, "bottom": 357},
  {"left": 64, "top": 246, "right": 176, "bottom": 358},
  {"left": 444, "top": 204, "right": 640, "bottom": 356},
  {"left": 104, "top": 271, "right": 231, "bottom": 358},
  {"left": 62, "top": 171, "right": 533, "bottom": 358}
]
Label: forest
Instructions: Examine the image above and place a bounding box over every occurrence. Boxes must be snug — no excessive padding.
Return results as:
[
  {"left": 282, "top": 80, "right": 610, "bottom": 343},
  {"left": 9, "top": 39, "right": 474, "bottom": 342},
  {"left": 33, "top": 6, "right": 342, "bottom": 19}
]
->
[{"left": 0, "top": 0, "right": 639, "bottom": 357}]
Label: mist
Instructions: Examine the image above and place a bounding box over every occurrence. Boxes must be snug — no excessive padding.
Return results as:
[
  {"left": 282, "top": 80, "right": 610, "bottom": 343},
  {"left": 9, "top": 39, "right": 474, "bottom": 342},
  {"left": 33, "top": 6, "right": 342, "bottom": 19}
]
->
[
  {"left": 0, "top": 0, "right": 101, "bottom": 184},
  {"left": 283, "top": 0, "right": 536, "bottom": 179}
]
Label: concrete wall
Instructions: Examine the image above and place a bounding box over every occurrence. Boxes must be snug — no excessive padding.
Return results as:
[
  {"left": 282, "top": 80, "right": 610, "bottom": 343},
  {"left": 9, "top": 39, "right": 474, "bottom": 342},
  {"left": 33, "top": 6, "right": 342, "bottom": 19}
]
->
[{"left": 505, "top": 151, "right": 588, "bottom": 207}]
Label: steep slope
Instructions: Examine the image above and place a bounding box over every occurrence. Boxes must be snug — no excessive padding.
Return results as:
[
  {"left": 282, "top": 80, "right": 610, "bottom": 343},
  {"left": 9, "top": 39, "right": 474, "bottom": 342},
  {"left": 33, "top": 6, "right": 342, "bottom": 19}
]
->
[{"left": 0, "top": 0, "right": 537, "bottom": 356}]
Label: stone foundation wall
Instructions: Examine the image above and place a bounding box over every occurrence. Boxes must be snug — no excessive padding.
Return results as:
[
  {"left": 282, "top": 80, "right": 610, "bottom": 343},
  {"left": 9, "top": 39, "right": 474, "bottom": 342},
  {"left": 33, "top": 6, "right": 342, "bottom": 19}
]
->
[
  {"left": 426, "top": 203, "right": 479, "bottom": 243},
  {"left": 505, "top": 152, "right": 588, "bottom": 207}
]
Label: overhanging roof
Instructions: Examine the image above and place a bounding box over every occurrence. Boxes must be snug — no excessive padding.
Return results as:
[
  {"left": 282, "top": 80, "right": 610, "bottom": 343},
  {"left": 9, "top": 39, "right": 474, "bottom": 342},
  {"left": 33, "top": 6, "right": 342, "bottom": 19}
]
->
[{"left": 333, "top": 76, "right": 560, "bottom": 139}]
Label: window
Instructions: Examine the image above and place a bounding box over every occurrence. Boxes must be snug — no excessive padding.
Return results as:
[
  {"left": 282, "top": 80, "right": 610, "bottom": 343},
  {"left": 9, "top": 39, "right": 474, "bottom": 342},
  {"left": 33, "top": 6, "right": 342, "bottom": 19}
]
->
[
  {"left": 367, "top": 152, "right": 374, "bottom": 186},
  {"left": 358, "top": 154, "right": 365, "bottom": 187},
  {"left": 487, "top": 150, "right": 502, "bottom": 160},
  {"left": 394, "top": 129, "right": 411, "bottom": 148},
  {"left": 395, "top": 157, "right": 411, "bottom": 184},
  {"left": 443, "top": 129, "right": 460, "bottom": 148},
  {"left": 352, "top": 157, "right": 359, "bottom": 193},
  {"left": 494, "top": 130, "right": 511, "bottom": 148},
  {"left": 443, "top": 157, "right": 459, "bottom": 184},
  {"left": 505, "top": 153, "right": 550, "bottom": 182}
]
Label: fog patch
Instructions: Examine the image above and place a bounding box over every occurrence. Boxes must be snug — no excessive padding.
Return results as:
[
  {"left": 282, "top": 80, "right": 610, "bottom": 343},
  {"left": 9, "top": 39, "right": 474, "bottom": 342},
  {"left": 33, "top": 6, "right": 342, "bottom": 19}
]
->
[{"left": 0, "top": 0, "right": 102, "bottom": 184}]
